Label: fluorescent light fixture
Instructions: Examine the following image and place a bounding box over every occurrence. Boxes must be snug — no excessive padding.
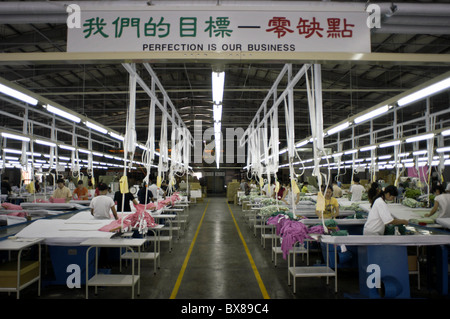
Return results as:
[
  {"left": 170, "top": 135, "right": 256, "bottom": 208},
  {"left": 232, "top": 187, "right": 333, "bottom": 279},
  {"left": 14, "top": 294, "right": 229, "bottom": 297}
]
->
[
  {"left": 379, "top": 140, "right": 401, "bottom": 148},
  {"left": 3, "top": 148, "right": 22, "bottom": 154},
  {"left": 0, "top": 83, "right": 38, "bottom": 105},
  {"left": 437, "top": 147, "right": 450, "bottom": 153},
  {"left": 295, "top": 140, "right": 309, "bottom": 148},
  {"left": 360, "top": 145, "right": 377, "bottom": 152},
  {"left": 378, "top": 155, "right": 391, "bottom": 160},
  {"left": 332, "top": 152, "right": 343, "bottom": 157},
  {"left": 397, "top": 77, "right": 450, "bottom": 107},
  {"left": 59, "top": 144, "right": 75, "bottom": 151},
  {"left": 398, "top": 152, "right": 410, "bottom": 157},
  {"left": 78, "top": 149, "right": 91, "bottom": 154},
  {"left": 1, "top": 132, "right": 30, "bottom": 142},
  {"left": 85, "top": 121, "right": 108, "bottom": 134},
  {"left": 109, "top": 132, "right": 124, "bottom": 141},
  {"left": 213, "top": 104, "right": 222, "bottom": 122},
  {"left": 327, "top": 121, "right": 350, "bottom": 136},
  {"left": 413, "top": 150, "right": 427, "bottom": 156},
  {"left": 354, "top": 105, "right": 389, "bottom": 124},
  {"left": 44, "top": 104, "right": 81, "bottom": 123},
  {"left": 405, "top": 133, "right": 435, "bottom": 143},
  {"left": 92, "top": 152, "right": 103, "bottom": 157},
  {"left": 344, "top": 149, "right": 357, "bottom": 155},
  {"left": 212, "top": 71, "right": 225, "bottom": 105},
  {"left": 35, "top": 139, "right": 56, "bottom": 147},
  {"left": 442, "top": 129, "right": 450, "bottom": 136}
]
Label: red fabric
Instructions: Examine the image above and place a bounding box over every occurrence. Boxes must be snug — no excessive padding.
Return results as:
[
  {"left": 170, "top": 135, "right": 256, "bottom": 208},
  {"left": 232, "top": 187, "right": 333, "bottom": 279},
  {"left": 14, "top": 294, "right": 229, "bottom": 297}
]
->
[{"left": 1, "top": 202, "right": 22, "bottom": 210}]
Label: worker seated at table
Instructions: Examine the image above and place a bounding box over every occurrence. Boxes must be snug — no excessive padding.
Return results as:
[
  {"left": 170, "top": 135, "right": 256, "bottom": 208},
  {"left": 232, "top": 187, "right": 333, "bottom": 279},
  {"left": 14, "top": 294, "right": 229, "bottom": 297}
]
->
[
  {"left": 90, "top": 182, "right": 118, "bottom": 220},
  {"left": 50, "top": 178, "right": 72, "bottom": 203},
  {"left": 315, "top": 185, "right": 339, "bottom": 219},
  {"left": 363, "top": 185, "right": 408, "bottom": 235},
  {"left": 281, "top": 181, "right": 300, "bottom": 205},
  {"left": 424, "top": 185, "right": 450, "bottom": 218},
  {"left": 73, "top": 180, "right": 89, "bottom": 200}
]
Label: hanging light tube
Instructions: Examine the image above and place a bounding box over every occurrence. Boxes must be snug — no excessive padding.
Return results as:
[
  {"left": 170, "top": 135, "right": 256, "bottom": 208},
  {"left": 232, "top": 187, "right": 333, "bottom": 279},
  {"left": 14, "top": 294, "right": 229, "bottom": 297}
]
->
[
  {"left": 212, "top": 71, "right": 225, "bottom": 105},
  {"left": 1, "top": 132, "right": 30, "bottom": 142},
  {"left": 35, "top": 139, "right": 56, "bottom": 147},
  {"left": 397, "top": 77, "right": 450, "bottom": 107},
  {"left": 437, "top": 147, "right": 450, "bottom": 153},
  {"left": 442, "top": 129, "right": 450, "bottom": 137},
  {"left": 354, "top": 105, "right": 389, "bottom": 124},
  {"left": 213, "top": 104, "right": 222, "bottom": 122},
  {"left": 326, "top": 121, "right": 350, "bottom": 136},
  {"left": 59, "top": 144, "right": 75, "bottom": 151},
  {"left": 359, "top": 145, "right": 377, "bottom": 152},
  {"left": 43, "top": 104, "right": 81, "bottom": 123},
  {"left": 379, "top": 140, "right": 401, "bottom": 148},
  {"left": 405, "top": 133, "right": 435, "bottom": 143},
  {"left": 344, "top": 149, "right": 357, "bottom": 155},
  {"left": 0, "top": 83, "right": 38, "bottom": 105},
  {"left": 295, "top": 140, "right": 309, "bottom": 148},
  {"left": 109, "top": 132, "right": 124, "bottom": 141},
  {"left": 85, "top": 121, "right": 108, "bottom": 134},
  {"left": 413, "top": 150, "right": 427, "bottom": 156}
]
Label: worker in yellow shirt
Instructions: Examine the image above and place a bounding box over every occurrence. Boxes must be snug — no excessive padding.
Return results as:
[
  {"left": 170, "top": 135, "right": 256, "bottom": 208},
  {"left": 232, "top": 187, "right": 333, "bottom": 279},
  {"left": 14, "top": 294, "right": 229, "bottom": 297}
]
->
[
  {"left": 51, "top": 178, "right": 72, "bottom": 203},
  {"left": 316, "top": 185, "right": 340, "bottom": 219}
]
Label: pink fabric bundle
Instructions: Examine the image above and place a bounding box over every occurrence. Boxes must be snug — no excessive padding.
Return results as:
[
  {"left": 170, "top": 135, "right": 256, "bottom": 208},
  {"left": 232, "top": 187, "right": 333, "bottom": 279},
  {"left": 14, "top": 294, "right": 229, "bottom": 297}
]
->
[
  {"left": 99, "top": 208, "right": 157, "bottom": 233},
  {"left": 7, "top": 211, "right": 28, "bottom": 218},
  {"left": 1, "top": 202, "right": 23, "bottom": 210},
  {"left": 50, "top": 198, "right": 66, "bottom": 203},
  {"left": 134, "top": 202, "right": 156, "bottom": 211},
  {"left": 267, "top": 215, "right": 324, "bottom": 259}
]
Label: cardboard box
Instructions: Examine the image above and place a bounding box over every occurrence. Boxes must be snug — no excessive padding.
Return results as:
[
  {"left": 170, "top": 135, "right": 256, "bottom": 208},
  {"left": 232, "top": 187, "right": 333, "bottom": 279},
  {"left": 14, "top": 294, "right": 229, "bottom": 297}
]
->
[
  {"left": 0, "top": 260, "right": 39, "bottom": 288},
  {"left": 408, "top": 256, "right": 418, "bottom": 272}
]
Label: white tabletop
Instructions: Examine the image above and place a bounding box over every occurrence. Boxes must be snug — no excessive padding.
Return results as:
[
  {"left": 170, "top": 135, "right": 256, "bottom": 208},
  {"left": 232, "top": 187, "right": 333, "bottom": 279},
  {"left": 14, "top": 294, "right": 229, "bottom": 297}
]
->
[
  {"left": 320, "top": 234, "right": 450, "bottom": 246},
  {"left": 79, "top": 238, "right": 146, "bottom": 247},
  {"left": 0, "top": 237, "right": 44, "bottom": 250}
]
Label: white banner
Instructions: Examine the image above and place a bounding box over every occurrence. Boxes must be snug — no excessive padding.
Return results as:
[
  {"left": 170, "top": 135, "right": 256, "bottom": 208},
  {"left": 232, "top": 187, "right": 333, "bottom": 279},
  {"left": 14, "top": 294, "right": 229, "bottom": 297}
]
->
[{"left": 67, "top": 9, "right": 371, "bottom": 53}]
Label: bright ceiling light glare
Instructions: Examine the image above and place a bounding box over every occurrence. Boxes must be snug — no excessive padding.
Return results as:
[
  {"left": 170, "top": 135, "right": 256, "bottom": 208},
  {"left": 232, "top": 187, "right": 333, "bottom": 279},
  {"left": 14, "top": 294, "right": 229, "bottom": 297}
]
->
[
  {"left": 413, "top": 150, "right": 428, "bottom": 156},
  {"left": 1, "top": 132, "right": 30, "bottom": 142},
  {"left": 85, "top": 121, "right": 108, "bottom": 134},
  {"left": 397, "top": 77, "right": 450, "bottom": 107},
  {"left": 0, "top": 83, "right": 38, "bottom": 105},
  {"left": 213, "top": 104, "right": 222, "bottom": 122},
  {"left": 436, "top": 147, "right": 450, "bottom": 153},
  {"left": 344, "top": 149, "right": 357, "bottom": 155},
  {"left": 354, "top": 105, "right": 389, "bottom": 124},
  {"left": 212, "top": 71, "right": 225, "bottom": 105},
  {"left": 442, "top": 129, "right": 450, "bottom": 137},
  {"left": 295, "top": 140, "right": 309, "bottom": 148},
  {"left": 326, "top": 121, "right": 350, "bottom": 136},
  {"left": 59, "top": 144, "right": 75, "bottom": 151},
  {"left": 405, "top": 133, "right": 435, "bottom": 143},
  {"left": 44, "top": 104, "right": 81, "bottom": 123},
  {"left": 109, "top": 132, "right": 124, "bottom": 141},
  {"left": 35, "top": 139, "right": 56, "bottom": 147},
  {"left": 359, "top": 145, "right": 377, "bottom": 152},
  {"left": 398, "top": 152, "right": 410, "bottom": 157},
  {"left": 379, "top": 140, "right": 401, "bottom": 148},
  {"left": 332, "top": 152, "right": 343, "bottom": 157}
]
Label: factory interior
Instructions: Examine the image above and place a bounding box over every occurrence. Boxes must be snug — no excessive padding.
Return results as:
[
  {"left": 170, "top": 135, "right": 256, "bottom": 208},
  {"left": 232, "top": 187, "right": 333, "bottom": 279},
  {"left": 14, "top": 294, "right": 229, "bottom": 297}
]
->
[{"left": 0, "top": 0, "right": 450, "bottom": 311}]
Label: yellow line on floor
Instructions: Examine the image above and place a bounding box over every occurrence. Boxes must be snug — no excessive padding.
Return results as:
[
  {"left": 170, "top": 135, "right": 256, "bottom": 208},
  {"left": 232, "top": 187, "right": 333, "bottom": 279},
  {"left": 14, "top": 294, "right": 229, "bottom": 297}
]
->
[
  {"left": 227, "top": 202, "right": 270, "bottom": 299},
  {"left": 170, "top": 199, "right": 210, "bottom": 299}
]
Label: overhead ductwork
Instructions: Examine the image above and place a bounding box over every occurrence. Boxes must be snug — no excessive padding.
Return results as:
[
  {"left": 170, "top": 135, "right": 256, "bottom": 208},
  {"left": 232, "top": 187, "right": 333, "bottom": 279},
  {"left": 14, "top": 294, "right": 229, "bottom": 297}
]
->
[{"left": 0, "top": 1, "right": 449, "bottom": 34}]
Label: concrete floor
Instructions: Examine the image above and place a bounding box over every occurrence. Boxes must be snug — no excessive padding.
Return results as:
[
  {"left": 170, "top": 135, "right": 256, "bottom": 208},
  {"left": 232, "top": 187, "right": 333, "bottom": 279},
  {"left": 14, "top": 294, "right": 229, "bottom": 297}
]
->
[{"left": 2, "top": 196, "right": 449, "bottom": 302}]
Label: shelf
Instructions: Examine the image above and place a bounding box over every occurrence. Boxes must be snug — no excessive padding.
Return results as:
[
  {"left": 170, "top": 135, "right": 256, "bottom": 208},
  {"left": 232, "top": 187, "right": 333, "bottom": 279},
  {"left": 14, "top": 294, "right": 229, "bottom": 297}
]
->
[
  {"left": 87, "top": 274, "right": 140, "bottom": 287},
  {"left": 121, "top": 252, "right": 159, "bottom": 260},
  {"left": 289, "top": 266, "right": 335, "bottom": 278}
]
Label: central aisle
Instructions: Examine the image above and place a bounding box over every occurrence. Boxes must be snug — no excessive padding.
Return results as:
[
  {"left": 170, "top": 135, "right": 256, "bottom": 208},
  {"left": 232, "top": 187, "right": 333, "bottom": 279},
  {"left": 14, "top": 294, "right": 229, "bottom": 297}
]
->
[{"left": 172, "top": 197, "right": 267, "bottom": 299}]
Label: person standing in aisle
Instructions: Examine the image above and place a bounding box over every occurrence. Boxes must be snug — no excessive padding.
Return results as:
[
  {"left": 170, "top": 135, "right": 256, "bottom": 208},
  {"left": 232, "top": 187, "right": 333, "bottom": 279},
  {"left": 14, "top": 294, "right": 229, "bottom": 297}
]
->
[
  {"left": 90, "top": 182, "right": 118, "bottom": 220},
  {"left": 51, "top": 178, "right": 72, "bottom": 203},
  {"left": 424, "top": 185, "right": 450, "bottom": 218},
  {"left": 138, "top": 182, "right": 153, "bottom": 204},
  {"left": 332, "top": 181, "right": 343, "bottom": 198},
  {"left": 148, "top": 179, "right": 165, "bottom": 201},
  {"left": 114, "top": 188, "right": 138, "bottom": 212},
  {"left": 363, "top": 185, "right": 408, "bottom": 235},
  {"left": 349, "top": 176, "right": 365, "bottom": 201}
]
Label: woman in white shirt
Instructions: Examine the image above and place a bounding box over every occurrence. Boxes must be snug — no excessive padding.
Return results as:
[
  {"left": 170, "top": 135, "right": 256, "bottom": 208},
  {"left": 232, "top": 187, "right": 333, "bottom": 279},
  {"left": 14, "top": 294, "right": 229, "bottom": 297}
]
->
[
  {"left": 363, "top": 185, "right": 408, "bottom": 235},
  {"left": 424, "top": 185, "right": 450, "bottom": 218}
]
